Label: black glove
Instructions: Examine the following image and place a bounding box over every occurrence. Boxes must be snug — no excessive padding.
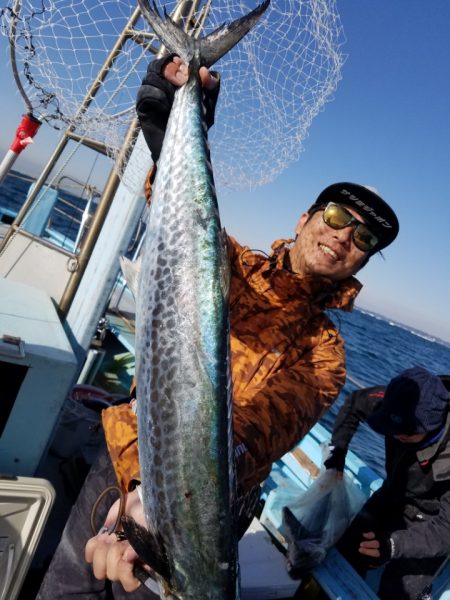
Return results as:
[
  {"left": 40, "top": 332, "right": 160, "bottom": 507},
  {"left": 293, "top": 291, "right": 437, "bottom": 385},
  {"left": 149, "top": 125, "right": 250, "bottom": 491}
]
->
[
  {"left": 359, "top": 531, "right": 393, "bottom": 568},
  {"left": 136, "top": 55, "right": 220, "bottom": 163},
  {"left": 324, "top": 446, "right": 347, "bottom": 472},
  {"left": 377, "top": 533, "right": 393, "bottom": 564}
]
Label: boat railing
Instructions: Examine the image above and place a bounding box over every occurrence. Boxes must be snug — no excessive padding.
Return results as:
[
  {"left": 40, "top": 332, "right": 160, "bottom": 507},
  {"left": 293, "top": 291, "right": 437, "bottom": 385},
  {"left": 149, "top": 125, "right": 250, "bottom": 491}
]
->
[
  {"left": 52, "top": 197, "right": 84, "bottom": 222},
  {"left": 1, "top": 170, "right": 145, "bottom": 256}
]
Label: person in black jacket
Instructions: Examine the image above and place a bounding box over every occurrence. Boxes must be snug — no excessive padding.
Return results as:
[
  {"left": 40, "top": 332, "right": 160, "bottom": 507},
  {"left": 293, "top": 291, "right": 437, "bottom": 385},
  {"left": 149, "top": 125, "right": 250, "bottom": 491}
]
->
[{"left": 325, "top": 366, "right": 450, "bottom": 600}]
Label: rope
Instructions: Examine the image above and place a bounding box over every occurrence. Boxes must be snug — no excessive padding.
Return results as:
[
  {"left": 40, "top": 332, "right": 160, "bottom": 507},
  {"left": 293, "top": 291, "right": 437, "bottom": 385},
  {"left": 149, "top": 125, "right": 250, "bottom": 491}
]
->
[{"left": 90, "top": 484, "right": 126, "bottom": 537}]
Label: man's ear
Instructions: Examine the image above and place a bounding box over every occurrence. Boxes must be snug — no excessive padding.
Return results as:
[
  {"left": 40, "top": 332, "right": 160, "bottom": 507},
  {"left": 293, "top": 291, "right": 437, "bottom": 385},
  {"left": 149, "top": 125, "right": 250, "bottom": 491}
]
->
[{"left": 295, "top": 212, "right": 310, "bottom": 237}]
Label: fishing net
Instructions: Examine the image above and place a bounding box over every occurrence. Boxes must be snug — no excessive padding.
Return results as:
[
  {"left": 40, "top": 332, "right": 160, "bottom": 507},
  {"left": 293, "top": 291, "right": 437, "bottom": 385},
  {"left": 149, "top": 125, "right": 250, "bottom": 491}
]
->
[{"left": 0, "top": 0, "right": 345, "bottom": 194}]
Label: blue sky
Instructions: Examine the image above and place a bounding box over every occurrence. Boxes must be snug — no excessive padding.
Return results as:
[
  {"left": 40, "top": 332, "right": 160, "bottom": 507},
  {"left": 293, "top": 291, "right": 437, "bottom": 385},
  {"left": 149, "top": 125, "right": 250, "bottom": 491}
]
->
[{"left": 1, "top": 1, "right": 450, "bottom": 343}]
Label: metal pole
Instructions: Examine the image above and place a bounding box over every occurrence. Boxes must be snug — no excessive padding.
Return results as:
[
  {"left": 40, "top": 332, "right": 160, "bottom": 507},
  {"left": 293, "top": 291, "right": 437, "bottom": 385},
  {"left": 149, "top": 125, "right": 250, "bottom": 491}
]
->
[
  {"left": 9, "top": 0, "right": 33, "bottom": 113},
  {"left": 58, "top": 115, "right": 140, "bottom": 316},
  {"left": 0, "top": 151, "right": 19, "bottom": 186},
  {"left": 59, "top": 0, "right": 203, "bottom": 318}
]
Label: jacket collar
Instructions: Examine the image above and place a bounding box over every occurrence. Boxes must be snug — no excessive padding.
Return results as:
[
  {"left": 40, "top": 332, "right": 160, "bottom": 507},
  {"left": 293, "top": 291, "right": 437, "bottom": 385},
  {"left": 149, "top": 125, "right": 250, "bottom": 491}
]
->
[{"left": 417, "top": 411, "right": 450, "bottom": 464}]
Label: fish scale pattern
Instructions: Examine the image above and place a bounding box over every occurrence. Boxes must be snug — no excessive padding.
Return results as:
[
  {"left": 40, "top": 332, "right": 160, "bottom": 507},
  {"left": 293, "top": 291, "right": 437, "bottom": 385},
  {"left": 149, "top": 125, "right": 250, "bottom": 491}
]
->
[{"left": 134, "top": 71, "right": 235, "bottom": 597}]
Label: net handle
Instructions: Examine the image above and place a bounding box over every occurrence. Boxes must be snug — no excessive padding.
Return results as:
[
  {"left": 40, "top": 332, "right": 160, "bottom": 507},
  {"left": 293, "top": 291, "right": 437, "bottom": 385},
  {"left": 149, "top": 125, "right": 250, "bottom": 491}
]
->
[
  {"left": 9, "top": 113, "right": 41, "bottom": 154},
  {"left": 8, "top": 0, "right": 34, "bottom": 114}
]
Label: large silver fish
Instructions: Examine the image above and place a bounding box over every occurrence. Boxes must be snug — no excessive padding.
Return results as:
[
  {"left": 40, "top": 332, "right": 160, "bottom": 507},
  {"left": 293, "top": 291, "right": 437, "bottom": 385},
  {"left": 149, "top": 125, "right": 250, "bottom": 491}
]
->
[{"left": 122, "top": 1, "right": 269, "bottom": 598}]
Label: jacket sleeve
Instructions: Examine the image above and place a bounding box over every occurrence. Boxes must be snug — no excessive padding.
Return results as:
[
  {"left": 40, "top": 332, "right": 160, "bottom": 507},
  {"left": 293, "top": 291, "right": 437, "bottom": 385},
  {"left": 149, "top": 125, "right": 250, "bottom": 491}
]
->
[
  {"left": 136, "top": 56, "right": 221, "bottom": 163},
  {"left": 233, "top": 327, "right": 347, "bottom": 494},
  {"left": 104, "top": 313, "right": 346, "bottom": 494},
  {"left": 391, "top": 489, "right": 450, "bottom": 559},
  {"left": 330, "top": 385, "right": 386, "bottom": 451},
  {"left": 102, "top": 403, "right": 140, "bottom": 493}
]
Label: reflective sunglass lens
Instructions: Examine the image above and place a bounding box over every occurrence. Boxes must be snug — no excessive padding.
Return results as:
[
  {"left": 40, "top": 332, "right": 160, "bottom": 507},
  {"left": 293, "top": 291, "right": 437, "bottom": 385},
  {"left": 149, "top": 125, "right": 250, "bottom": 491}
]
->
[
  {"left": 353, "top": 227, "right": 378, "bottom": 252},
  {"left": 323, "top": 204, "right": 352, "bottom": 228},
  {"left": 323, "top": 203, "right": 378, "bottom": 252}
]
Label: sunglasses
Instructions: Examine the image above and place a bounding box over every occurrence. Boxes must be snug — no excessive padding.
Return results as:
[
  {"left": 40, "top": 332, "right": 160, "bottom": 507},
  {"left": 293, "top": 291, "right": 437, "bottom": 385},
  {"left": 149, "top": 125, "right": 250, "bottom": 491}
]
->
[{"left": 322, "top": 202, "right": 379, "bottom": 252}]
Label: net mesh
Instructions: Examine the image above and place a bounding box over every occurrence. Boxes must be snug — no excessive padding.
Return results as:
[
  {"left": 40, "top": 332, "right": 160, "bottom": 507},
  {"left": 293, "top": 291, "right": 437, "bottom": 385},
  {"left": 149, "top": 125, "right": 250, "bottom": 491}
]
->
[{"left": 1, "top": 0, "right": 345, "bottom": 193}]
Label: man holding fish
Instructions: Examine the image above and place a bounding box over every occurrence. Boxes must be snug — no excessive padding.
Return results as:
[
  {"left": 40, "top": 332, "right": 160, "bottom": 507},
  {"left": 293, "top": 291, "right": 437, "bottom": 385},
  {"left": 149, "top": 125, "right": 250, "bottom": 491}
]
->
[{"left": 37, "top": 2, "right": 399, "bottom": 597}]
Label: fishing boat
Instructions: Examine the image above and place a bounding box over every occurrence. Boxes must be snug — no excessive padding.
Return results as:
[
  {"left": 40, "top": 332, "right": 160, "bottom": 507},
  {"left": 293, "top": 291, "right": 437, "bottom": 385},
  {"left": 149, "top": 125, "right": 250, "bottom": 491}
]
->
[
  {"left": 1, "top": 1, "right": 449, "bottom": 598},
  {"left": 0, "top": 215, "right": 383, "bottom": 600},
  {"left": 1, "top": 167, "right": 449, "bottom": 600}
]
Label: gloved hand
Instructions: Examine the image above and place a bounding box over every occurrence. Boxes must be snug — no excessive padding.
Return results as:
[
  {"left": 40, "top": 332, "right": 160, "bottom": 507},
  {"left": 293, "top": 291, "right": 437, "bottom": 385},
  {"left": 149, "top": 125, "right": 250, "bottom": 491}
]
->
[
  {"left": 359, "top": 531, "right": 393, "bottom": 567},
  {"left": 323, "top": 446, "right": 347, "bottom": 473},
  {"left": 136, "top": 55, "right": 220, "bottom": 163}
]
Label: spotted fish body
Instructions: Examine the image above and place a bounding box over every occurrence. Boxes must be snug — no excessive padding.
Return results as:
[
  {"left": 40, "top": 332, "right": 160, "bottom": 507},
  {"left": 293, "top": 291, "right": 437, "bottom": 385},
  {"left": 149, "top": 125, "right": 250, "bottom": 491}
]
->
[{"left": 127, "top": 2, "right": 269, "bottom": 598}]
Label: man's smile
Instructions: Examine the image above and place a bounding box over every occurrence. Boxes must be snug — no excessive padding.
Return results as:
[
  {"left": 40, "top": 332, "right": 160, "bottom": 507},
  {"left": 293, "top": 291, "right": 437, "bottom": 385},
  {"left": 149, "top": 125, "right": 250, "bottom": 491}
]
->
[{"left": 319, "top": 243, "right": 340, "bottom": 261}]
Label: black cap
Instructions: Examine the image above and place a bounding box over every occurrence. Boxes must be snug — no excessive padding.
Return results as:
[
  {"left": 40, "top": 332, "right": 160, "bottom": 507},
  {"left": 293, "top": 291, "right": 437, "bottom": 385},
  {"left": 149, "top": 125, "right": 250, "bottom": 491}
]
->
[
  {"left": 309, "top": 182, "right": 399, "bottom": 253},
  {"left": 367, "top": 367, "right": 450, "bottom": 436}
]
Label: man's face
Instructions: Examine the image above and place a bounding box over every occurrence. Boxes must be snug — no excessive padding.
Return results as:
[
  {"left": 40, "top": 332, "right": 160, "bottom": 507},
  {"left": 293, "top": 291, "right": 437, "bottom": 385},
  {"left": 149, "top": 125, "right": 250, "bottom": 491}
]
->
[{"left": 289, "top": 206, "right": 369, "bottom": 281}]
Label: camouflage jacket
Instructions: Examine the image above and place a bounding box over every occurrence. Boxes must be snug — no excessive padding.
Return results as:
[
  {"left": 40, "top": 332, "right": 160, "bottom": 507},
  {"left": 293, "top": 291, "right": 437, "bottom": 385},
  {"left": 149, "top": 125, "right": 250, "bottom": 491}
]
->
[{"left": 102, "top": 236, "right": 362, "bottom": 493}]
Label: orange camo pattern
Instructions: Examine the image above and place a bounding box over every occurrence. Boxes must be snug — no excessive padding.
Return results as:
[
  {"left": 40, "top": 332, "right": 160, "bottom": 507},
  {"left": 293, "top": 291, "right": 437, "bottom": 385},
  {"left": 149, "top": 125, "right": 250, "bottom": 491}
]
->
[
  {"left": 102, "top": 403, "right": 140, "bottom": 491},
  {"left": 102, "top": 237, "right": 362, "bottom": 493}
]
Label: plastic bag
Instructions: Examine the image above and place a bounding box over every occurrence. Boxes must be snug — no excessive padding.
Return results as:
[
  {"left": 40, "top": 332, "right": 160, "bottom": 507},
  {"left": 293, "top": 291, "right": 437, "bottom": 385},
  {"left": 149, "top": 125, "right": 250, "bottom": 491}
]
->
[{"left": 276, "top": 469, "right": 366, "bottom": 577}]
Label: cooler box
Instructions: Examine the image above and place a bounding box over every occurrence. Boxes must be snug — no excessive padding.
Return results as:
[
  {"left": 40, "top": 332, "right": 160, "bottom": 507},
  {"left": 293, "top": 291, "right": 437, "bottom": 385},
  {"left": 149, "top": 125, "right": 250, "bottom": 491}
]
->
[{"left": 0, "top": 475, "right": 55, "bottom": 600}]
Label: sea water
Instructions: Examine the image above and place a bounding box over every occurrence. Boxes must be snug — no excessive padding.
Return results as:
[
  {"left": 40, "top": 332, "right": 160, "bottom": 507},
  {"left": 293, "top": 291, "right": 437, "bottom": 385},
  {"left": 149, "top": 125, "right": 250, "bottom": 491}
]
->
[
  {"left": 0, "top": 170, "right": 91, "bottom": 243},
  {"left": 2, "top": 170, "right": 450, "bottom": 476}
]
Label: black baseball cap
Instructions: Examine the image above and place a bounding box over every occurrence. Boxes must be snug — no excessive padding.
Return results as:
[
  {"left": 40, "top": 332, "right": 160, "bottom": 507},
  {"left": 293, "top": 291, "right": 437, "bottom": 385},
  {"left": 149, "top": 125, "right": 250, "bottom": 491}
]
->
[
  {"left": 308, "top": 182, "right": 399, "bottom": 253},
  {"left": 367, "top": 367, "right": 450, "bottom": 436}
]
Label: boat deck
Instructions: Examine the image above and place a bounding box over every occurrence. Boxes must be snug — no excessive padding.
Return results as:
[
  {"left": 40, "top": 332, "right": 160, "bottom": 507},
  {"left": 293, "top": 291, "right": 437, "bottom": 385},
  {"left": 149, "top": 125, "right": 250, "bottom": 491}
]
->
[{"left": 1, "top": 258, "right": 448, "bottom": 598}]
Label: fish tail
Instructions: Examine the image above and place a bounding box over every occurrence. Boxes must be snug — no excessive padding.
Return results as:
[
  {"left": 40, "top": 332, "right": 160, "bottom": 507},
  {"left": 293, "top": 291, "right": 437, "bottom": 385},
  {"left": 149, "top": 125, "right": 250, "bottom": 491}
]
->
[
  {"left": 200, "top": 0, "right": 270, "bottom": 68},
  {"left": 138, "top": 1, "right": 196, "bottom": 64},
  {"left": 138, "top": 0, "right": 270, "bottom": 67}
]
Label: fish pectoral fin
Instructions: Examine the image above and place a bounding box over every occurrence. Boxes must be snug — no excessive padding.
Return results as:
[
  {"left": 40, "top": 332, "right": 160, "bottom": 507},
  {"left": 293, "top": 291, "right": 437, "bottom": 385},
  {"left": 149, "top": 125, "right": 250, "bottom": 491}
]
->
[{"left": 121, "top": 515, "right": 171, "bottom": 581}]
